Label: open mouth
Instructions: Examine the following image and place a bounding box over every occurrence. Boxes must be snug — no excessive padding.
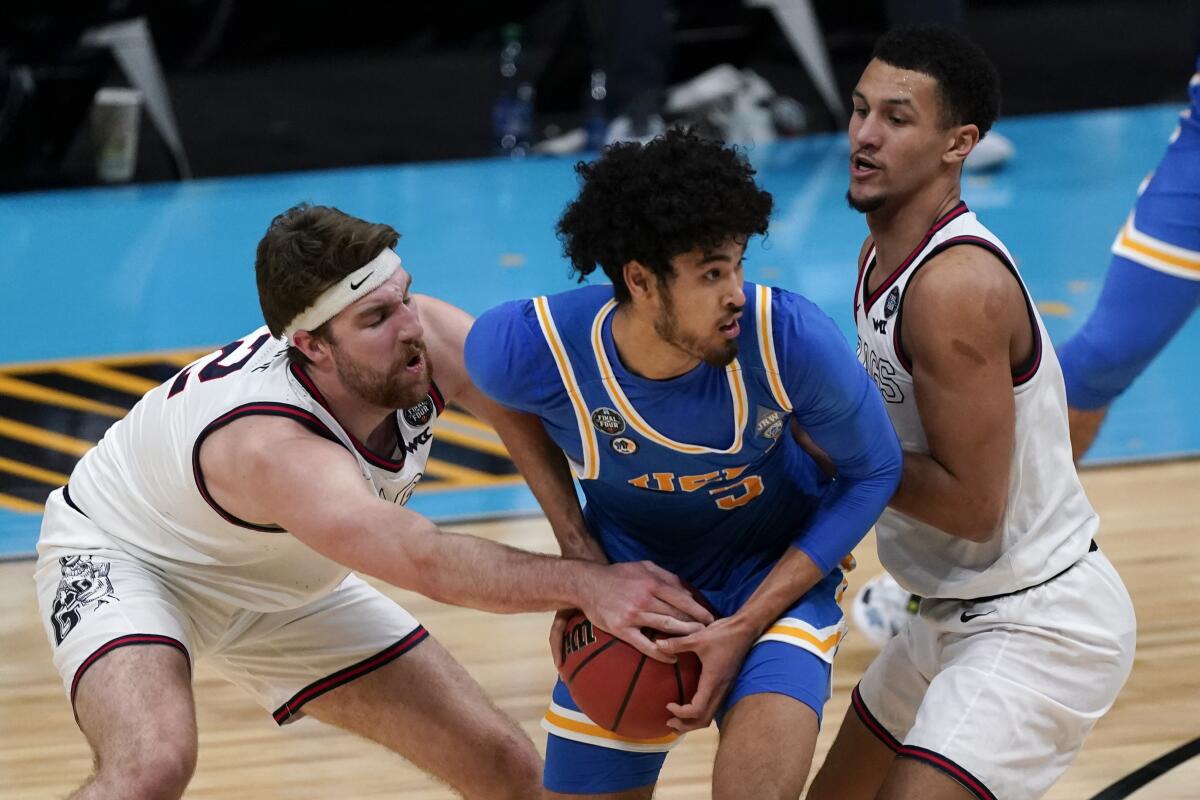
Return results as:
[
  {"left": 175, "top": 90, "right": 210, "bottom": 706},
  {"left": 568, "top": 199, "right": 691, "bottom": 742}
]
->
[
  {"left": 405, "top": 353, "right": 424, "bottom": 372},
  {"left": 852, "top": 154, "right": 880, "bottom": 175},
  {"left": 719, "top": 319, "right": 741, "bottom": 338}
]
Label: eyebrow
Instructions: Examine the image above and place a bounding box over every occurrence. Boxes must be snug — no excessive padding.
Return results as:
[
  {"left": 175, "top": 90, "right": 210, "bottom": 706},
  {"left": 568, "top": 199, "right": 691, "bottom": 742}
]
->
[{"left": 852, "top": 89, "right": 916, "bottom": 110}]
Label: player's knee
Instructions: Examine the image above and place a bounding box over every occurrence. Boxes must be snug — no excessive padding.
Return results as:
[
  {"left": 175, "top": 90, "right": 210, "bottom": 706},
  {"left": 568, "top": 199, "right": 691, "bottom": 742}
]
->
[
  {"left": 99, "top": 732, "right": 197, "bottom": 799},
  {"left": 471, "top": 728, "right": 542, "bottom": 799}
]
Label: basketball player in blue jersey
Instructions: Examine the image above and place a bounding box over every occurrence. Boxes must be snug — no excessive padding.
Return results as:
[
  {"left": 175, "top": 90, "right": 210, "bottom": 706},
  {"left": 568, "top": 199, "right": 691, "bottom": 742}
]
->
[
  {"left": 465, "top": 129, "right": 903, "bottom": 799},
  {"left": 1058, "top": 60, "right": 1200, "bottom": 459},
  {"left": 33, "top": 204, "right": 714, "bottom": 800},
  {"left": 807, "top": 26, "right": 1136, "bottom": 800}
]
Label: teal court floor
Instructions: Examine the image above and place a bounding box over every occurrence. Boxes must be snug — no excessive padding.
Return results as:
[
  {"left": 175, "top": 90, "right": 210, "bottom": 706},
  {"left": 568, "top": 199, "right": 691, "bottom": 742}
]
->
[{"left": 1, "top": 103, "right": 1195, "bottom": 556}]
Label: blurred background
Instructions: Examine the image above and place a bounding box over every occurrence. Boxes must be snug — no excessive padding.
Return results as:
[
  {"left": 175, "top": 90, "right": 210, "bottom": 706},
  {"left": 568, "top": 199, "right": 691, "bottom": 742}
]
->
[{"left": 1, "top": 0, "right": 1197, "bottom": 191}]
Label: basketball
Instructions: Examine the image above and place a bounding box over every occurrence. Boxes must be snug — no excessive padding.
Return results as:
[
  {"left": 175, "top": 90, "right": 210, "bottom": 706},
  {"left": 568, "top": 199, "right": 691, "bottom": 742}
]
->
[{"left": 557, "top": 611, "right": 702, "bottom": 739}]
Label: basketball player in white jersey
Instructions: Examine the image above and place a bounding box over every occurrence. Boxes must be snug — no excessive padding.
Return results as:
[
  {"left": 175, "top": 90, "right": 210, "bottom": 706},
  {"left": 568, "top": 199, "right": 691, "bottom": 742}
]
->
[
  {"left": 807, "top": 26, "right": 1136, "bottom": 800},
  {"left": 34, "top": 203, "right": 713, "bottom": 800}
]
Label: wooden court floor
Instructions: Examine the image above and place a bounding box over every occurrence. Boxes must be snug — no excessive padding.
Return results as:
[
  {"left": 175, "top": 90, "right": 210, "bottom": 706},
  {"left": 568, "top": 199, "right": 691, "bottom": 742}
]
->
[{"left": 1, "top": 459, "right": 1197, "bottom": 799}]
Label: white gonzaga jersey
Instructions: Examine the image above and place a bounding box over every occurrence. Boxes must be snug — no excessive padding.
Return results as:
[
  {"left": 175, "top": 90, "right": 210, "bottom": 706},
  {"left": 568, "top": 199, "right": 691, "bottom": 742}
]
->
[
  {"left": 57, "top": 327, "right": 443, "bottom": 610},
  {"left": 853, "top": 203, "right": 1096, "bottom": 599}
]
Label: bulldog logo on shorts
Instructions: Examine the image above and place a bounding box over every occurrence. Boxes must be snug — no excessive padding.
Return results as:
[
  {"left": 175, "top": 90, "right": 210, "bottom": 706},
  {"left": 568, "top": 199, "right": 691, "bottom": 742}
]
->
[{"left": 50, "top": 555, "right": 117, "bottom": 645}]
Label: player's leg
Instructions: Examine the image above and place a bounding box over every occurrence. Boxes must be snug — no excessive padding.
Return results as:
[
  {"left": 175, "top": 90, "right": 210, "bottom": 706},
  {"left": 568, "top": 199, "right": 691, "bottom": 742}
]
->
[
  {"left": 711, "top": 568, "right": 849, "bottom": 799},
  {"left": 541, "top": 679, "right": 672, "bottom": 798},
  {"left": 71, "top": 643, "right": 197, "bottom": 800},
  {"left": 35, "top": 496, "right": 200, "bottom": 800},
  {"left": 872, "top": 549, "right": 1135, "bottom": 800},
  {"left": 808, "top": 599, "right": 933, "bottom": 800},
  {"left": 304, "top": 636, "right": 541, "bottom": 799},
  {"left": 711, "top": 681, "right": 818, "bottom": 799},
  {"left": 1059, "top": 89, "right": 1200, "bottom": 458},
  {"left": 212, "top": 574, "right": 540, "bottom": 799}
]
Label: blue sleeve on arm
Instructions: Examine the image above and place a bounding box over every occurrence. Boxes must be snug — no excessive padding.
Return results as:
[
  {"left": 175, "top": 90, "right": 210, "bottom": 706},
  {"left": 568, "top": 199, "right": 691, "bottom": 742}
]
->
[
  {"left": 464, "top": 300, "right": 560, "bottom": 413},
  {"left": 773, "top": 290, "right": 902, "bottom": 573}
]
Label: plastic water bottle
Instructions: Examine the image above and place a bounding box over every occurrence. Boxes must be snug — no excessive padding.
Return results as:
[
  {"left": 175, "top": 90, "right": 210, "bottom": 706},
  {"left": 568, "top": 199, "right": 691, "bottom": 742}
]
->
[
  {"left": 492, "top": 24, "right": 534, "bottom": 157},
  {"left": 584, "top": 69, "right": 608, "bottom": 151}
]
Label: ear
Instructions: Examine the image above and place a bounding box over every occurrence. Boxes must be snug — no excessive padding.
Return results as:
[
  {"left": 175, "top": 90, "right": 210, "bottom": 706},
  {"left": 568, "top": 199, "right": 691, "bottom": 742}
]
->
[
  {"left": 944, "top": 123, "right": 980, "bottom": 166},
  {"left": 622, "top": 260, "right": 660, "bottom": 304},
  {"left": 291, "top": 329, "right": 331, "bottom": 365}
]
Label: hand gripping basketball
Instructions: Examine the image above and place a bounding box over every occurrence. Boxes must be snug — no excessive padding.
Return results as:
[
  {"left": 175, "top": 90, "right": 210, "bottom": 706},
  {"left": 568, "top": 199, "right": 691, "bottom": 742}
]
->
[{"left": 557, "top": 611, "right": 703, "bottom": 739}]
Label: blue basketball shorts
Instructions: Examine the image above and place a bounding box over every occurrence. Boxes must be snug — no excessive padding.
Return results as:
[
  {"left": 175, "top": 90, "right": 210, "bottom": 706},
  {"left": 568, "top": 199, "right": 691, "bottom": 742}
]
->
[{"left": 541, "top": 568, "right": 846, "bottom": 795}]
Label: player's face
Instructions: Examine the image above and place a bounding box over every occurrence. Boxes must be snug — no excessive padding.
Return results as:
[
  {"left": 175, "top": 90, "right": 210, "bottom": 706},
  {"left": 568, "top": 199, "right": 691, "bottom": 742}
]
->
[
  {"left": 656, "top": 239, "right": 746, "bottom": 367},
  {"left": 847, "top": 59, "right": 951, "bottom": 213},
  {"left": 326, "top": 268, "right": 432, "bottom": 409}
]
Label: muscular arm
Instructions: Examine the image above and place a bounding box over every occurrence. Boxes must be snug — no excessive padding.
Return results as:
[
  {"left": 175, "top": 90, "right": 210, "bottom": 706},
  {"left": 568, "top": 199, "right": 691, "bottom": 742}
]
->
[
  {"left": 199, "top": 415, "right": 599, "bottom": 611},
  {"left": 890, "top": 247, "right": 1029, "bottom": 542},
  {"left": 416, "top": 294, "right": 605, "bottom": 563}
]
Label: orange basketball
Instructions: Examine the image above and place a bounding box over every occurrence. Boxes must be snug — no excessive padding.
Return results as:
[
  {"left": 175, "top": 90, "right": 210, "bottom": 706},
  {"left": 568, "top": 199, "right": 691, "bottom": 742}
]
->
[{"left": 557, "top": 612, "right": 702, "bottom": 739}]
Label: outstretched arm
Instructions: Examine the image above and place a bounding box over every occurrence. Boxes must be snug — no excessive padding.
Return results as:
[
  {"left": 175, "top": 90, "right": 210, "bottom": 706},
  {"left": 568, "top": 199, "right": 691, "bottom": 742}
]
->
[{"left": 199, "top": 414, "right": 711, "bottom": 658}]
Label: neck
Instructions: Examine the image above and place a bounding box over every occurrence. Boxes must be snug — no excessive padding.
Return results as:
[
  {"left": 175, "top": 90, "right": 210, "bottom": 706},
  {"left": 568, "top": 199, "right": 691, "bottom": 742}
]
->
[
  {"left": 304, "top": 365, "right": 393, "bottom": 445},
  {"left": 866, "top": 179, "right": 962, "bottom": 273},
  {"left": 611, "top": 302, "right": 700, "bottom": 380}
]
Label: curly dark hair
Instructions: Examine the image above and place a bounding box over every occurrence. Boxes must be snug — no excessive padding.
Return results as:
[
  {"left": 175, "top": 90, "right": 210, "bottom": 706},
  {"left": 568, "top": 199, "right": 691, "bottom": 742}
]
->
[
  {"left": 557, "top": 128, "right": 773, "bottom": 303},
  {"left": 872, "top": 23, "right": 1001, "bottom": 138}
]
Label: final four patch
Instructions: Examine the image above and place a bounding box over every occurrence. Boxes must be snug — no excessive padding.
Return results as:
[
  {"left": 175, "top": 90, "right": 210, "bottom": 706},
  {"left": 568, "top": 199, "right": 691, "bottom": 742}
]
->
[
  {"left": 884, "top": 286, "right": 900, "bottom": 318},
  {"left": 591, "top": 407, "right": 626, "bottom": 435},
  {"left": 755, "top": 406, "right": 784, "bottom": 440},
  {"left": 403, "top": 395, "right": 435, "bottom": 427}
]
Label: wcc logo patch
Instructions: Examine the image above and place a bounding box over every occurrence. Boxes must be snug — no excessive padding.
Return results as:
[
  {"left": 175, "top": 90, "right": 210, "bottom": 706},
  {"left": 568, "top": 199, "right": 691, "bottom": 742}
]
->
[
  {"left": 755, "top": 406, "right": 784, "bottom": 440},
  {"left": 591, "top": 407, "right": 626, "bottom": 435},
  {"left": 884, "top": 286, "right": 900, "bottom": 318},
  {"left": 50, "top": 555, "right": 117, "bottom": 645},
  {"left": 403, "top": 396, "right": 435, "bottom": 427}
]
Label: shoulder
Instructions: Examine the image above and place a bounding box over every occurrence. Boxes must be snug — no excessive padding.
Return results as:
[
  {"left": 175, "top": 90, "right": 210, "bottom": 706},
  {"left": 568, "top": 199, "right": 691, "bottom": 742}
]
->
[
  {"left": 909, "top": 244, "right": 1022, "bottom": 321},
  {"left": 770, "top": 286, "right": 849, "bottom": 351},
  {"left": 465, "top": 298, "right": 557, "bottom": 410}
]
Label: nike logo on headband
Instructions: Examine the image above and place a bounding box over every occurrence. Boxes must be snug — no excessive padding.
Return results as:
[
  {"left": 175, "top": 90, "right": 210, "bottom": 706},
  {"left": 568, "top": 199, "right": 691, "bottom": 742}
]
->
[{"left": 350, "top": 271, "right": 374, "bottom": 291}]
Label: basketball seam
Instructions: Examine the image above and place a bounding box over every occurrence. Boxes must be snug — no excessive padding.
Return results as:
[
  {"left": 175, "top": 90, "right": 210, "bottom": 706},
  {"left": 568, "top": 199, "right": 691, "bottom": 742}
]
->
[
  {"left": 611, "top": 654, "right": 647, "bottom": 732},
  {"left": 567, "top": 637, "right": 620, "bottom": 684}
]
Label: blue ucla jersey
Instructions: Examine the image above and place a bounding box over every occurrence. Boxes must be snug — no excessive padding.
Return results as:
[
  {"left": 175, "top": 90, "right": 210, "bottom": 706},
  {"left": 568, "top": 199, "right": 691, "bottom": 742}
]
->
[{"left": 467, "top": 282, "right": 901, "bottom": 598}]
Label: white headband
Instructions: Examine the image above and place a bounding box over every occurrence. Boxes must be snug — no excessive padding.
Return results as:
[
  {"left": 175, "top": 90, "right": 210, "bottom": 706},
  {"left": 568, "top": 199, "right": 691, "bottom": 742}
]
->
[{"left": 284, "top": 249, "right": 401, "bottom": 339}]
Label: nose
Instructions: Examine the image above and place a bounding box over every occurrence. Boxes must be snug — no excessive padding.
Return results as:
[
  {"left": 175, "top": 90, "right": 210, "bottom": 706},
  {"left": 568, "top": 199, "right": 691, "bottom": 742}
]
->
[
  {"left": 727, "top": 275, "right": 746, "bottom": 310},
  {"left": 852, "top": 111, "right": 882, "bottom": 150},
  {"left": 395, "top": 302, "right": 424, "bottom": 343}
]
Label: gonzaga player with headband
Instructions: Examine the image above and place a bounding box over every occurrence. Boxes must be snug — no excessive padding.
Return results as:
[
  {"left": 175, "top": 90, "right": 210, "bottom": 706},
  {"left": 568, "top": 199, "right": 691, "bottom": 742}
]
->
[
  {"left": 34, "top": 203, "right": 714, "bottom": 800},
  {"left": 808, "top": 26, "right": 1136, "bottom": 800},
  {"left": 466, "top": 129, "right": 902, "bottom": 799}
]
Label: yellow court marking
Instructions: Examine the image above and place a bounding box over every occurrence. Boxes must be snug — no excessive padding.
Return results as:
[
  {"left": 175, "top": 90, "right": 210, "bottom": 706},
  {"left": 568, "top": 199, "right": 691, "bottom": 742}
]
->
[
  {"left": 423, "top": 458, "right": 514, "bottom": 485},
  {"left": 57, "top": 363, "right": 158, "bottom": 396},
  {"left": 0, "top": 492, "right": 43, "bottom": 513},
  {"left": 2, "top": 347, "right": 212, "bottom": 374},
  {"left": 0, "top": 457, "right": 70, "bottom": 487},
  {"left": 431, "top": 426, "right": 511, "bottom": 458},
  {"left": 438, "top": 408, "right": 500, "bottom": 436},
  {"left": 0, "top": 417, "right": 94, "bottom": 457},
  {"left": 0, "top": 374, "right": 128, "bottom": 418},
  {"left": 416, "top": 475, "right": 526, "bottom": 494}
]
